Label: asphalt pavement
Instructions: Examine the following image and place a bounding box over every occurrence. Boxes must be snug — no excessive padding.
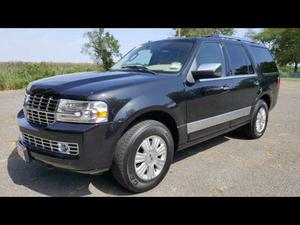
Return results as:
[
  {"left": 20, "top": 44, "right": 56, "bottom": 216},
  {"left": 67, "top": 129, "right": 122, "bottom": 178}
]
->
[{"left": 0, "top": 80, "right": 299, "bottom": 196}]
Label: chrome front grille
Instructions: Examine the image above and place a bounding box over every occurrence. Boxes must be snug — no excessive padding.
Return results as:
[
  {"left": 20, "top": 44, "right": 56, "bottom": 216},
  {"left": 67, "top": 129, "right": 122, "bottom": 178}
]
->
[
  {"left": 26, "top": 108, "right": 56, "bottom": 125},
  {"left": 22, "top": 133, "right": 79, "bottom": 156},
  {"left": 24, "top": 93, "right": 59, "bottom": 126}
]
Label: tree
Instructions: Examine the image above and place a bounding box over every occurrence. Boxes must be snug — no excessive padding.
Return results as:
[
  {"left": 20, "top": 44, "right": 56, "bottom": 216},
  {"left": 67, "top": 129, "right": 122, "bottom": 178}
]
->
[
  {"left": 246, "top": 28, "right": 281, "bottom": 49},
  {"left": 175, "top": 28, "right": 235, "bottom": 37},
  {"left": 247, "top": 28, "right": 300, "bottom": 72},
  {"left": 81, "top": 29, "right": 121, "bottom": 70}
]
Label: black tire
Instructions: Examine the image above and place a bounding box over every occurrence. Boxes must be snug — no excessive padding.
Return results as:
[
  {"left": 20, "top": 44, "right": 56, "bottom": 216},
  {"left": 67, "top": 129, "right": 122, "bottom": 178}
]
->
[
  {"left": 111, "top": 120, "right": 174, "bottom": 193},
  {"left": 242, "top": 99, "right": 269, "bottom": 139}
]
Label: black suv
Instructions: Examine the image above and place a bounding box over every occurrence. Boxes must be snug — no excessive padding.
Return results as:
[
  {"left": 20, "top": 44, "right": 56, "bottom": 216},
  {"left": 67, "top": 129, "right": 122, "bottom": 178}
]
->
[{"left": 17, "top": 35, "right": 280, "bottom": 192}]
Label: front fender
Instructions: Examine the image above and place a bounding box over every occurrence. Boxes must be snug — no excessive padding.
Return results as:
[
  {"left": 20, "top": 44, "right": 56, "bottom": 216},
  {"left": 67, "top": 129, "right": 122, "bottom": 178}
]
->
[
  {"left": 112, "top": 93, "right": 183, "bottom": 138},
  {"left": 114, "top": 93, "right": 177, "bottom": 123}
]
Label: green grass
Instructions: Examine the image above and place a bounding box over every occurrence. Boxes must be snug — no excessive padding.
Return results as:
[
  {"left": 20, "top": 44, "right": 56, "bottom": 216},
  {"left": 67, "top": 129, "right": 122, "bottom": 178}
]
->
[
  {"left": 282, "top": 77, "right": 300, "bottom": 82},
  {"left": 1, "top": 62, "right": 299, "bottom": 90},
  {"left": 279, "top": 69, "right": 300, "bottom": 78},
  {"left": 0, "top": 62, "right": 104, "bottom": 90}
]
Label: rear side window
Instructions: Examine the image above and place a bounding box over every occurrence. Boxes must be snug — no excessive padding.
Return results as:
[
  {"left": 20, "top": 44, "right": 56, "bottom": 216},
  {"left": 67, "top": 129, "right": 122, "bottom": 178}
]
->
[
  {"left": 249, "top": 46, "right": 278, "bottom": 75},
  {"left": 225, "top": 43, "right": 254, "bottom": 75}
]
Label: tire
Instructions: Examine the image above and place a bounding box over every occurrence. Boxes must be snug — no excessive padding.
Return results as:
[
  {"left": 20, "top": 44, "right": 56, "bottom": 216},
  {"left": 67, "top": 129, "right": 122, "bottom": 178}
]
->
[
  {"left": 111, "top": 120, "right": 174, "bottom": 193},
  {"left": 242, "top": 99, "right": 269, "bottom": 139}
]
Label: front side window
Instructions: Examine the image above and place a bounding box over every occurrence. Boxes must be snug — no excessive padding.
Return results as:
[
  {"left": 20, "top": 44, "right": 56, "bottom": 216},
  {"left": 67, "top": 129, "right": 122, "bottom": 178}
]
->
[
  {"left": 225, "top": 43, "right": 254, "bottom": 75},
  {"left": 195, "top": 42, "right": 225, "bottom": 77},
  {"left": 111, "top": 41, "right": 194, "bottom": 73}
]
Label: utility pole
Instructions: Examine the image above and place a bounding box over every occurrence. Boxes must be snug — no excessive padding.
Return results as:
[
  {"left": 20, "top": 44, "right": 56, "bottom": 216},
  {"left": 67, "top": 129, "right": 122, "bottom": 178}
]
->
[{"left": 178, "top": 28, "right": 181, "bottom": 37}]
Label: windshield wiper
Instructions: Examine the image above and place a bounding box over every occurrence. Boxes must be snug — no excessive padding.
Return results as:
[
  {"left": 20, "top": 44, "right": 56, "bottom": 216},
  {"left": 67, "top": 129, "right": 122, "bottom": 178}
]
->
[{"left": 121, "top": 65, "right": 157, "bottom": 74}]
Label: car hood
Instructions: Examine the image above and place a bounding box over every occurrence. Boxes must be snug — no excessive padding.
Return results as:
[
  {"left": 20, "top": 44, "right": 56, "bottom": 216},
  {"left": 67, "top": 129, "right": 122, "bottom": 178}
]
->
[{"left": 27, "top": 71, "right": 160, "bottom": 99}]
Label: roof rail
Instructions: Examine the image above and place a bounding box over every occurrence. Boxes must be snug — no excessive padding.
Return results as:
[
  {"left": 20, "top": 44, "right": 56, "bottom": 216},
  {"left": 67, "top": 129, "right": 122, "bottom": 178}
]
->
[
  {"left": 167, "top": 36, "right": 187, "bottom": 39},
  {"left": 210, "top": 34, "right": 259, "bottom": 44}
]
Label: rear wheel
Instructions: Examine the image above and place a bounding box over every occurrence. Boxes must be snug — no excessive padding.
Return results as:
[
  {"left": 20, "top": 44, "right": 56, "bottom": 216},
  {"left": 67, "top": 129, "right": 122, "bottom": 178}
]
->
[
  {"left": 242, "top": 99, "right": 269, "bottom": 139},
  {"left": 112, "top": 120, "right": 174, "bottom": 193}
]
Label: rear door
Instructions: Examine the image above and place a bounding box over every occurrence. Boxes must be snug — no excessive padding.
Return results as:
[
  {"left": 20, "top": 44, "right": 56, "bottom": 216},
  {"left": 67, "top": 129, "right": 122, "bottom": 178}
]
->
[{"left": 223, "top": 42, "right": 260, "bottom": 126}]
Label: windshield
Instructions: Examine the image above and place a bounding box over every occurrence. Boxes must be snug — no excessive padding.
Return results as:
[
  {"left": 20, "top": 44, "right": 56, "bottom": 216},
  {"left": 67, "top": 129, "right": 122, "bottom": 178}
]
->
[{"left": 111, "top": 40, "right": 194, "bottom": 73}]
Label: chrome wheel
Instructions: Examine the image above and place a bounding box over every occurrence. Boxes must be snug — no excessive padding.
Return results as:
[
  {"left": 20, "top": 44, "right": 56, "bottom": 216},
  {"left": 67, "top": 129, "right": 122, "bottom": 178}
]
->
[
  {"left": 134, "top": 135, "right": 167, "bottom": 181},
  {"left": 256, "top": 107, "right": 267, "bottom": 133}
]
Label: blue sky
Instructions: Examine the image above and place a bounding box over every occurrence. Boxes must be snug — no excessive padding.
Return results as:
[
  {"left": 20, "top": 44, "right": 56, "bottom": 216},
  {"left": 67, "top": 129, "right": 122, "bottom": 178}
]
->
[{"left": 0, "top": 28, "right": 261, "bottom": 63}]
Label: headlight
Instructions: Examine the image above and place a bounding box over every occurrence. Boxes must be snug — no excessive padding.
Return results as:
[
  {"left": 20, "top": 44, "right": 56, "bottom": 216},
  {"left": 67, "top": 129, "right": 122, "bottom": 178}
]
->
[{"left": 56, "top": 99, "right": 108, "bottom": 123}]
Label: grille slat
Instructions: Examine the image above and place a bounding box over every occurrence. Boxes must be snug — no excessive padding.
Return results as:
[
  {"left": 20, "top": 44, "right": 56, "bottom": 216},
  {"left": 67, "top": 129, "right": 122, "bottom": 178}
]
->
[
  {"left": 24, "top": 93, "right": 58, "bottom": 126},
  {"left": 22, "top": 133, "right": 79, "bottom": 156}
]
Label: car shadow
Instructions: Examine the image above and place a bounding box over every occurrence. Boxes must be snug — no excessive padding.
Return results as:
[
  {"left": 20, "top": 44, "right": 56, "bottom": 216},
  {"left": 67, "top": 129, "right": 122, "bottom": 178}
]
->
[
  {"left": 7, "top": 148, "right": 132, "bottom": 196},
  {"left": 225, "top": 128, "right": 250, "bottom": 140},
  {"left": 173, "top": 135, "right": 230, "bottom": 163},
  {"left": 7, "top": 135, "right": 231, "bottom": 197}
]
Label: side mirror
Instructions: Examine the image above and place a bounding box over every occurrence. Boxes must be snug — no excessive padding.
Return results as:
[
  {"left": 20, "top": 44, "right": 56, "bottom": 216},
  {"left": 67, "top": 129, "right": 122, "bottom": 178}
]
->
[{"left": 191, "top": 63, "right": 222, "bottom": 80}]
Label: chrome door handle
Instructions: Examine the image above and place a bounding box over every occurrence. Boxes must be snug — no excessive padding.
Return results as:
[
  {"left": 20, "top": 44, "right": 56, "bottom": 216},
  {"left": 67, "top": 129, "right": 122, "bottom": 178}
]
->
[
  {"left": 254, "top": 81, "right": 260, "bottom": 86},
  {"left": 222, "top": 86, "right": 230, "bottom": 91}
]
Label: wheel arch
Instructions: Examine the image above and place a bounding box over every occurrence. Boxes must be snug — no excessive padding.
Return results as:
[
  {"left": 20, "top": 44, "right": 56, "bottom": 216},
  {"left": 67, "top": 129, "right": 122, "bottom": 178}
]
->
[
  {"left": 259, "top": 93, "right": 271, "bottom": 109},
  {"left": 117, "top": 108, "right": 179, "bottom": 151}
]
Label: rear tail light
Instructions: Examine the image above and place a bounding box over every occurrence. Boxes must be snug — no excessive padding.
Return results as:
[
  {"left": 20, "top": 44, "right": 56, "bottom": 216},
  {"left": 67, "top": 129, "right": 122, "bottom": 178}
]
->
[{"left": 277, "top": 76, "right": 281, "bottom": 89}]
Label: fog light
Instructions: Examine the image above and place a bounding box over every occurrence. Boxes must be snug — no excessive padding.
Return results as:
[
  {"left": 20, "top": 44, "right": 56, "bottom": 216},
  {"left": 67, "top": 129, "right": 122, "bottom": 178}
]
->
[{"left": 58, "top": 143, "right": 70, "bottom": 154}]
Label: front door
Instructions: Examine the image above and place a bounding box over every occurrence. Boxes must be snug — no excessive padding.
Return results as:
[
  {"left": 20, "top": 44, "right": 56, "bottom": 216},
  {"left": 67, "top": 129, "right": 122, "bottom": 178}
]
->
[{"left": 185, "top": 42, "right": 233, "bottom": 141}]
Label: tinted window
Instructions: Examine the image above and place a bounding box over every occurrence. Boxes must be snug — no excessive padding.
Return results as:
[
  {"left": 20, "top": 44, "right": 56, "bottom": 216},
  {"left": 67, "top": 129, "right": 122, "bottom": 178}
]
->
[
  {"left": 225, "top": 44, "right": 254, "bottom": 75},
  {"left": 196, "top": 42, "right": 225, "bottom": 77},
  {"left": 249, "top": 46, "right": 278, "bottom": 74}
]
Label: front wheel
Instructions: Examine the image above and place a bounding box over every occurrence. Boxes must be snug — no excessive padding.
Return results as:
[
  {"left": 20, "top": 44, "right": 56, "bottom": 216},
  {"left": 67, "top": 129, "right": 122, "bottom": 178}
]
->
[
  {"left": 112, "top": 120, "right": 174, "bottom": 193},
  {"left": 242, "top": 99, "right": 269, "bottom": 139}
]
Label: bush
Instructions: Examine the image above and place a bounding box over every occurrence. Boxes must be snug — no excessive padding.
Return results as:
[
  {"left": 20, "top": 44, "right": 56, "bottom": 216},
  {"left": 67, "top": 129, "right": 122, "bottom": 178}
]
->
[
  {"left": 278, "top": 66, "right": 297, "bottom": 73},
  {"left": 0, "top": 62, "right": 104, "bottom": 90}
]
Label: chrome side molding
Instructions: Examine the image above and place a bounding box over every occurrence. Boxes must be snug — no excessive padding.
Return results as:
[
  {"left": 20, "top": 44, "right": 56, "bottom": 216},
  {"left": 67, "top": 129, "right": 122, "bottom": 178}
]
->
[
  {"left": 199, "top": 74, "right": 257, "bottom": 82},
  {"left": 187, "top": 106, "right": 252, "bottom": 134}
]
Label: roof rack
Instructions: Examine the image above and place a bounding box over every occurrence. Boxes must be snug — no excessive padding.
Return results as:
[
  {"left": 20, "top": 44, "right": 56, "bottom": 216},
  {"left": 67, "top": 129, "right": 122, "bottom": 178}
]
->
[
  {"left": 210, "top": 34, "right": 259, "bottom": 44},
  {"left": 167, "top": 36, "right": 187, "bottom": 39}
]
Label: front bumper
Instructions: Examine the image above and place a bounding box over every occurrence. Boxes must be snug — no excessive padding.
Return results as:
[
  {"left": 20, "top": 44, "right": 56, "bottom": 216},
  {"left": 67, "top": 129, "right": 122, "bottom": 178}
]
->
[{"left": 17, "top": 110, "right": 122, "bottom": 174}]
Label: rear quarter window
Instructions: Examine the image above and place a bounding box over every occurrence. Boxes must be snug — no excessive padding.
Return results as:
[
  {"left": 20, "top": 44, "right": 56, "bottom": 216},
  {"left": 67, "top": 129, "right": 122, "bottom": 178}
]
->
[{"left": 249, "top": 46, "right": 278, "bottom": 75}]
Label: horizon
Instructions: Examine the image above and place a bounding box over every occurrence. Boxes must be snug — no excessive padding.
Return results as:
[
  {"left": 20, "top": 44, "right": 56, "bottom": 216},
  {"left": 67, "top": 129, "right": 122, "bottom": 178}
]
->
[{"left": 0, "top": 28, "right": 261, "bottom": 63}]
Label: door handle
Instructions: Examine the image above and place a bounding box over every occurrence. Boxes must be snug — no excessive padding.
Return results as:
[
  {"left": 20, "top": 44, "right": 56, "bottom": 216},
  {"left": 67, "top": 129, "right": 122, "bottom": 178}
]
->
[
  {"left": 222, "top": 85, "right": 230, "bottom": 91},
  {"left": 254, "top": 81, "right": 260, "bottom": 86},
  {"left": 204, "top": 86, "right": 230, "bottom": 95}
]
